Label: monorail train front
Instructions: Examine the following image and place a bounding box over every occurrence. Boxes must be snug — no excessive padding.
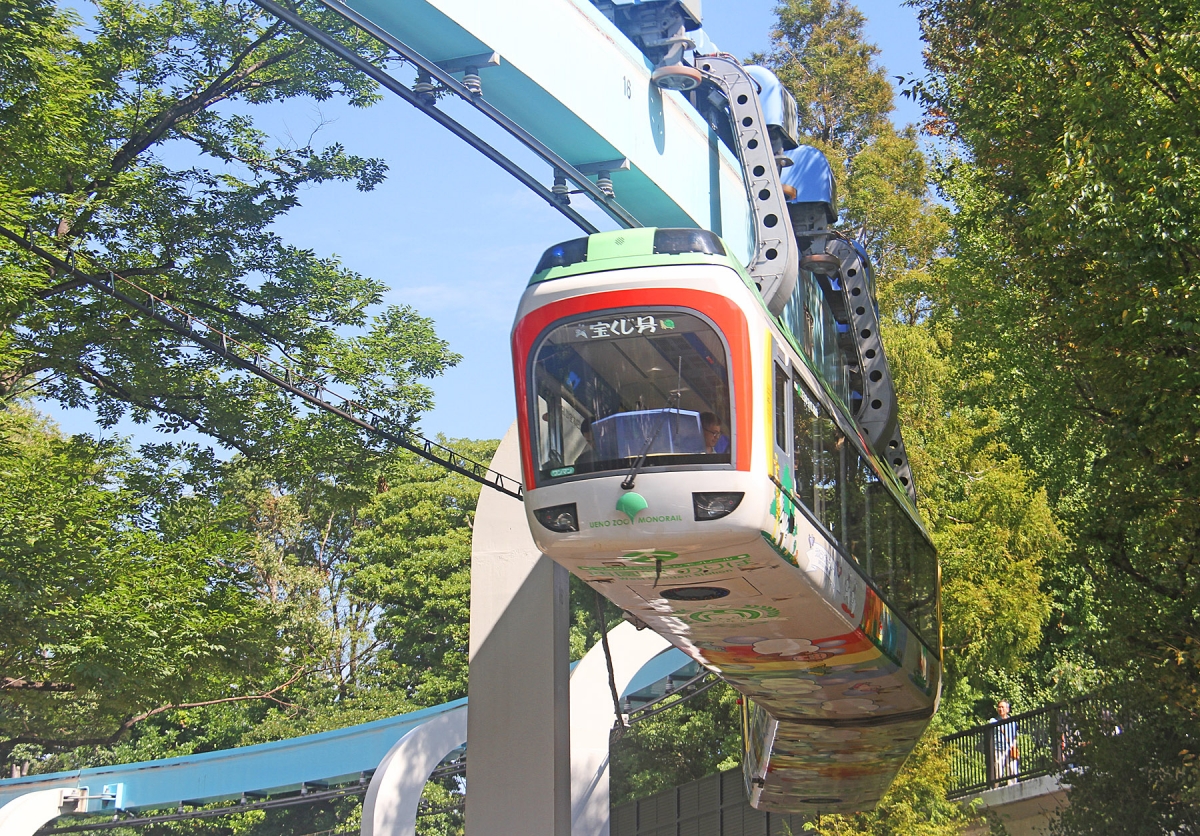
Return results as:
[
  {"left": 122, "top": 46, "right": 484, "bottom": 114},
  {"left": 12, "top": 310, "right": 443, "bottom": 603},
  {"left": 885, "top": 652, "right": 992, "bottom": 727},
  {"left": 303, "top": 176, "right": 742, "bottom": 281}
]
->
[{"left": 511, "top": 227, "right": 941, "bottom": 813}]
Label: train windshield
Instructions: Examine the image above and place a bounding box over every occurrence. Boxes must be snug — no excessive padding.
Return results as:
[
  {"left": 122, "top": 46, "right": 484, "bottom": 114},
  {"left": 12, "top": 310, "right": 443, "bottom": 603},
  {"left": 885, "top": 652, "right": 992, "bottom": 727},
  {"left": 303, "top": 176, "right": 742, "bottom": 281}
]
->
[{"left": 531, "top": 310, "right": 732, "bottom": 480}]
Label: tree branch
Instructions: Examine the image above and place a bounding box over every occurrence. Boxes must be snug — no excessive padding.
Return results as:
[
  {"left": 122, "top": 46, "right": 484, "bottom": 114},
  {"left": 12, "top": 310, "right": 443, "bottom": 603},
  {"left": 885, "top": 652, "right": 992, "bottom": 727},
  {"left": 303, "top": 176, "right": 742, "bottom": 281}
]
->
[
  {"left": 0, "top": 669, "right": 309, "bottom": 756},
  {"left": 1, "top": 678, "right": 76, "bottom": 692},
  {"left": 70, "top": 362, "right": 257, "bottom": 456},
  {"left": 37, "top": 265, "right": 176, "bottom": 299}
]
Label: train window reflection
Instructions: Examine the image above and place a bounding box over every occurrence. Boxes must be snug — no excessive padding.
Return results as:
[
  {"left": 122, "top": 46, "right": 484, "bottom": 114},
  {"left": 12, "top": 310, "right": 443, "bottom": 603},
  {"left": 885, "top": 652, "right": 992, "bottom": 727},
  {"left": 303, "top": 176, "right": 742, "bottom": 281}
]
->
[
  {"left": 792, "top": 376, "right": 939, "bottom": 648},
  {"left": 532, "top": 311, "right": 732, "bottom": 480}
]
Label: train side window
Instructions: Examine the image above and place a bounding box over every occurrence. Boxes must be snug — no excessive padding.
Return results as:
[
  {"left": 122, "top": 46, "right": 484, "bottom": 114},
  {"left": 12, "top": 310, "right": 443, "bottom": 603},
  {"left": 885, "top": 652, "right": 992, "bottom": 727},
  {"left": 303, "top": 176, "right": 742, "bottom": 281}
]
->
[
  {"left": 792, "top": 381, "right": 817, "bottom": 507},
  {"left": 790, "top": 376, "right": 939, "bottom": 649},
  {"left": 791, "top": 377, "right": 841, "bottom": 537},
  {"left": 773, "top": 362, "right": 789, "bottom": 453},
  {"left": 845, "top": 454, "right": 876, "bottom": 570},
  {"left": 814, "top": 408, "right": 842, "bottom": 538},
  {"left": 911, "top": 537, "right": 938, "bottom": 638},
  {"left": 867, "top": 480, "right": 897, "bottom": 598}
]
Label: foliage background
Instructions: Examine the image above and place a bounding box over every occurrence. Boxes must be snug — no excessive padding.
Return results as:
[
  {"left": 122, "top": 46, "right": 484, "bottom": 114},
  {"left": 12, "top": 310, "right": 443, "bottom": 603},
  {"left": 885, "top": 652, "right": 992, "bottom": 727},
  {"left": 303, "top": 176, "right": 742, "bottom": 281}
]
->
[{"left": 6, "top": 0, "right": 1195, "bottom": 832}]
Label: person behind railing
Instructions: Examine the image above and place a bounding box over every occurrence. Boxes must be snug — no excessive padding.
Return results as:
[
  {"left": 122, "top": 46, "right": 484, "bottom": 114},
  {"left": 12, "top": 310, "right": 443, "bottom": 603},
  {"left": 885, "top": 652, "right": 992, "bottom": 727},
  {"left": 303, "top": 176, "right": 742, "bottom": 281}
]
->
[{"left": 991, "top": 699, "right": 1020, "bottom": 784}]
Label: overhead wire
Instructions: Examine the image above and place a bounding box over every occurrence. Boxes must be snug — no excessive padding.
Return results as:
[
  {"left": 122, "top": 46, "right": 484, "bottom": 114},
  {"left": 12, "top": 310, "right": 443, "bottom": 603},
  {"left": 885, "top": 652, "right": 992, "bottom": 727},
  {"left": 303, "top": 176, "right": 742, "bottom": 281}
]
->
[{"left": 0, "top": 216, "right": 523, "bottom": 498}]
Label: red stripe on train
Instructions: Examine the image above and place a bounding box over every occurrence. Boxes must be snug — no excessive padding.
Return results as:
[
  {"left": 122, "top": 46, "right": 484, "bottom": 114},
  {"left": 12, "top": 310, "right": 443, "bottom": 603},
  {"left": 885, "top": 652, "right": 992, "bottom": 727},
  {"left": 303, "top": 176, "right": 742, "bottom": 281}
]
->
[{"left": 512, "top": 288, "right": 753, "bottom": 489}]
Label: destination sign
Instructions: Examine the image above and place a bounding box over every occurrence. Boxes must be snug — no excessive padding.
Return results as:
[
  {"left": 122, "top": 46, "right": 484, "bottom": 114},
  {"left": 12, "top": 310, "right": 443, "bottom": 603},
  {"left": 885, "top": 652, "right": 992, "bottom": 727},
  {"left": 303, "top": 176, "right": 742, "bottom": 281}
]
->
[{"left": 565, "top": 315, "right": 676, "bottom": 342}]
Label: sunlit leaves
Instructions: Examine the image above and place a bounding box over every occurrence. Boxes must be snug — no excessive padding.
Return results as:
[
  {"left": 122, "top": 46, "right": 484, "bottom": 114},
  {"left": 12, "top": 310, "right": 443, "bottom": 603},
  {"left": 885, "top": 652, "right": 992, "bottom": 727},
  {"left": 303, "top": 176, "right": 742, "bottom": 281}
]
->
[
  {"left": 0, "top": 409, "right": 283, "bottom": 761},
  {"left": 0, "top": 0, "right": 456, "bottom": 464},
  {"left": 914, "top": 0, "right": 1200, "bottom": 826}
]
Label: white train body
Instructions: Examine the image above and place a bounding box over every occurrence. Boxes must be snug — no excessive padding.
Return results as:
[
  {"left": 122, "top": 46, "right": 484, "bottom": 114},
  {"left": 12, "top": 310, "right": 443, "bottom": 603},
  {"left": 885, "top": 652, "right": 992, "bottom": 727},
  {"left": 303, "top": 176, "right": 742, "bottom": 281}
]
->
[{"left": 511, "top": 229, "right": 940, "bottom": 812}]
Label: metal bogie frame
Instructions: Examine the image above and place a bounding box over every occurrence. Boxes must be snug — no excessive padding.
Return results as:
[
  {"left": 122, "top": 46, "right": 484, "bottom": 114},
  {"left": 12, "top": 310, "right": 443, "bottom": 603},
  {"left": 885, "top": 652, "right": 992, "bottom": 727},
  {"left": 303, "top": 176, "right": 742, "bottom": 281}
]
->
[
  {"left": 694, "top": 55, "right": 799, "bottom": 317},
  {"left": 825, "top": 237, "right": 916, "bottom": 499}
]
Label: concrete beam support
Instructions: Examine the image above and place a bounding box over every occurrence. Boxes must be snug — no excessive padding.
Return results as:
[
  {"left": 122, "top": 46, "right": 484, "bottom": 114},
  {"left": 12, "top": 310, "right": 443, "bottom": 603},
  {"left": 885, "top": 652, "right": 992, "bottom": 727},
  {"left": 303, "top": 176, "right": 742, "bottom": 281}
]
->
[
  {"left": 467, "top": 424, "right": 571, "bottom": 836},
  {"left": 361, "top": 706, "right": 468, "bottom": 836},
  {"left": 0, "top": 789, "right": 82, "bottom": 836},
  {"left": 570, "top": 622, "right": 672, "bottom": 836}
]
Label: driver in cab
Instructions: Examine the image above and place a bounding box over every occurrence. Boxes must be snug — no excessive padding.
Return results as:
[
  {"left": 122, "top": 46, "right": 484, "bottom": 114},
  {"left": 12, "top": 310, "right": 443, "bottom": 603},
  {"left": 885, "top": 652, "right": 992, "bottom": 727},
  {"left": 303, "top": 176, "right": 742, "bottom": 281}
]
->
[{"left": 700, "top": 412, "right": 729, "bottom": 454}]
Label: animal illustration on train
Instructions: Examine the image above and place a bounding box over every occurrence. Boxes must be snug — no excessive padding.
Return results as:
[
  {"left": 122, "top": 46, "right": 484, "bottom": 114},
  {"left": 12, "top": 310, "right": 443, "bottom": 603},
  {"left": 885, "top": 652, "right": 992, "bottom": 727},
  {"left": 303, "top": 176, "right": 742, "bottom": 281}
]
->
[{"left": 509, "top": 77, "right": 941, "bottom": 809}]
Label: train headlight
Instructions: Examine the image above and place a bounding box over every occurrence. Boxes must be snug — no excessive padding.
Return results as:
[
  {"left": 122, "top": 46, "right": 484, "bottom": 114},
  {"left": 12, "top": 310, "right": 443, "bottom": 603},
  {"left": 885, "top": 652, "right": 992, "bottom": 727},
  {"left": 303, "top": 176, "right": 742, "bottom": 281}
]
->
[
  {"left": 653, "top": 228, "right": 726, "bottom": 256},
  {"left": 534, "top": 237, "right": 588, "bottom": 273},
  {"left": 534, "top": 503, "right": 579, "bottom": 533},
  {"left": 692, "top": 492, "right": 744, "bottom": 521}
]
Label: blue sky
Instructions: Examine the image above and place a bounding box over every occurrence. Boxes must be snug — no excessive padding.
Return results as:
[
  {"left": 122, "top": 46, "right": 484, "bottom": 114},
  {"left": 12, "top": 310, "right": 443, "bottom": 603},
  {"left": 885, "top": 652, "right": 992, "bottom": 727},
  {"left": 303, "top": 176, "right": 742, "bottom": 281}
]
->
[{"left": 42, "top": 0, "right": 926, "bottom": 446}]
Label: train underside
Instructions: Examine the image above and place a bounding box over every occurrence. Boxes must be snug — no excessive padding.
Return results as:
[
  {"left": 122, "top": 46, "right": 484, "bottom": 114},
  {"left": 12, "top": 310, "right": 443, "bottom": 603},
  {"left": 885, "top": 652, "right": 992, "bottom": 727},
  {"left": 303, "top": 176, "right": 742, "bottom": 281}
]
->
[{"left": 525, "top": 466, "right": 940, "bottom": 812}]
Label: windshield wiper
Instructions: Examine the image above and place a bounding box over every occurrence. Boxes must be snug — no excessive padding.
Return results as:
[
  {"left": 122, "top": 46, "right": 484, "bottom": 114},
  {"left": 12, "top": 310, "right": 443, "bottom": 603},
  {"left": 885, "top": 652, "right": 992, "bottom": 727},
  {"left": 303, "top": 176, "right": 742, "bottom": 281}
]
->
[{"left": 621, "top": 395, "right": 681, "bottom": 491}]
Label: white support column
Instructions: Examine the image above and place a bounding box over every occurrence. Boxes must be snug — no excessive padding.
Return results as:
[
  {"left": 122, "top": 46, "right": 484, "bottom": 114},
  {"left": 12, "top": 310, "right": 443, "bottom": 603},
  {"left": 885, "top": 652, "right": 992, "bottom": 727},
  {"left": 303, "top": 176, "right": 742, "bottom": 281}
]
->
[
  {"left": 0, "top": 789, "right": 83, "bottom": 836},
  {"left": 360, "top": 705, "right": 468, "bottom": 836},
  {"left": 467, "top": 424, "right": 571, "bottom": 836},
  {"left": 570, "top": 622, "right": 673, "bottom": 836}
]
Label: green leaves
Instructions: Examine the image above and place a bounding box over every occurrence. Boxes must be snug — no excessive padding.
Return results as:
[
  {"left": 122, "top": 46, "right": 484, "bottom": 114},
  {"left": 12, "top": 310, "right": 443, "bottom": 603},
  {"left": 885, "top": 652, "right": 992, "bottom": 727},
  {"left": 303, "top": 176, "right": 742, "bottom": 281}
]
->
[
  {"left": 761, "top": 0, "right": 894, "bottom": 156},
  {"left": 0, "top": 0, "right": 456, "bottom": 465},
  {"left": 914, "top": 0, "right": 1200, "bottom": 825},
  {"left": 352, "top": 439, "right": 496, "bottom": 706},
  {"left": 0, "top": 408, "right": 284, "bottom": 760}
]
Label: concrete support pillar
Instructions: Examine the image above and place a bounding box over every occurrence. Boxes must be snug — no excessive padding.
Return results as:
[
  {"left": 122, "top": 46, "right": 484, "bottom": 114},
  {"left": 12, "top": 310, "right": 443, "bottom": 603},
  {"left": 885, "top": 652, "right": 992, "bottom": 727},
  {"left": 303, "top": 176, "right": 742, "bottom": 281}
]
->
[
  {"left": 361, "top": 705, "right": 468, "bottom": 836},
  {"left": 467, "top": 424, "right": 571, "bottom": 836},
  {"left": 0, "top": 789, "right": 82, "bottom": 836},
  {"left": 570, "top": 622, "right": 672, "bottom": 836}
]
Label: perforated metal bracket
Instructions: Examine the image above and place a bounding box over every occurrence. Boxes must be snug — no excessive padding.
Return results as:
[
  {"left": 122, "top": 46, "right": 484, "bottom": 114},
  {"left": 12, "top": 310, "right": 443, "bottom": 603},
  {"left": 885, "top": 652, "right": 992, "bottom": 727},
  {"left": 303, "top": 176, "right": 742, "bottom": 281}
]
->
[
  {"left": 826, "top": 237, "right": 917, "bottom": 500},
  {"left": 695, "top": 56, "right": 799, "bottom": 316}
]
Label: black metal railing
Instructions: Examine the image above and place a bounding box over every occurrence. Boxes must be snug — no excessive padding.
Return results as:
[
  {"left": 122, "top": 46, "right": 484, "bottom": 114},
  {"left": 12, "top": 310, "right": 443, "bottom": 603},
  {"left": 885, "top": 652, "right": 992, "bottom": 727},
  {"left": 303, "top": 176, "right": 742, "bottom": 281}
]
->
[{"left": 942, "top": 698, "right": 1104, "bottom": 798}]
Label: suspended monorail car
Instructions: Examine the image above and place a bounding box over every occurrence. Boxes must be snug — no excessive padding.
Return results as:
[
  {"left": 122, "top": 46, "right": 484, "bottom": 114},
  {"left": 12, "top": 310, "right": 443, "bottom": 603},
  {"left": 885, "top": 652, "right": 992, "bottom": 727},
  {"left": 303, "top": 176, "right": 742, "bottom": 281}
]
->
[{"left": 511, "top": 227, "right": 941, "bottom": 813}]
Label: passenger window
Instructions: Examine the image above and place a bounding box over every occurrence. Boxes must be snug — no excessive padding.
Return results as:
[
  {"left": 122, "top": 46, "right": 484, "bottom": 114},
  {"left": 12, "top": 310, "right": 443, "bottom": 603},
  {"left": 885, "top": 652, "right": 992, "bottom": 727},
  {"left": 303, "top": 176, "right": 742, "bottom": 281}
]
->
[
  {"left": 792, "top": 382, "right": 816, "bottom": 506},
  {"left": 773, "top": 362, "right": 789, "bottom": 452},
  {"left": 845, "top": 454, "right": 876, "bottom": 570},
  {"left": 813, "top": 405, "right": 843, "bottom": 538},
  {"left": 790, "top": 376, "right": 939, "bottom": 649}
]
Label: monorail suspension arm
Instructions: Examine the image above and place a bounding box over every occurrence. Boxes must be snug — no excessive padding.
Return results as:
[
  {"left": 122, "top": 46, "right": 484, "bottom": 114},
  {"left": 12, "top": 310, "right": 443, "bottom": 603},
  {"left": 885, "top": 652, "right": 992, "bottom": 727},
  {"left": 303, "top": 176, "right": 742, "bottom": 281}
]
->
[
  {"left": 696, "top": 55, "right": 799, "bottom": 316},
  {"left": 0, "top": 224, "right": 524, "bottom": 500},
  {"left": 694, "top": 58, "right": 916, "bottom": 497}
]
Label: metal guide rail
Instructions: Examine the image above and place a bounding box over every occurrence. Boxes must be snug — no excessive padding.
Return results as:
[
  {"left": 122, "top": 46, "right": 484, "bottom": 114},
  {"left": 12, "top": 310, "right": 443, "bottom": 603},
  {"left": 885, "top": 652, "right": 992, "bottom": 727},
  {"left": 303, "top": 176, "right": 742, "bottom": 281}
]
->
[
  {"left": 0, "top": 223, "right": 524, "bottom": 499},
  {"left": 827, "top": 238, "right": 916, "bottom": 498},
  {"left": 248, "top": 0, "right": 642, "bottom": 235},
  {"left": 690, "top": 57, "right": 914, "bottom": 495}
]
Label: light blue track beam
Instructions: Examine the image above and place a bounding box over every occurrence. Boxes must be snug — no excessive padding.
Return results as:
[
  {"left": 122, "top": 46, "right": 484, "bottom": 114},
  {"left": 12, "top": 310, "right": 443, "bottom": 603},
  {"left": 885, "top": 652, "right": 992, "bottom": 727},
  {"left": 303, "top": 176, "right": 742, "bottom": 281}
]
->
[
  {"left": 0, "top": 700, "right": 465, "bottom": 813},
  {"left": 342, "top": 0, "right": 753, "bottom": 261},
  {"left": 0, "top": 650, "right": 690, "bottom": 814}
]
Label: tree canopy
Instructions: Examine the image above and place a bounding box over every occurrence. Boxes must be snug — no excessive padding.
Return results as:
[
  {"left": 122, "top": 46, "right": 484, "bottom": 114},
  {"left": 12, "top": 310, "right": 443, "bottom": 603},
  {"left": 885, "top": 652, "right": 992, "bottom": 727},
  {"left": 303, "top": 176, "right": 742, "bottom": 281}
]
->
[
  {"left": 913, "top": 0, "right": 1200, "bottom": 828},
  {"left": 0, "top": 0, "right": 458, "bottom": 466},
  {"left": 0, "top": 408, "right": 285, "bottom": 765},
  {"left": 7, "top": 0, "right": 1197, "bottom": 830}
]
